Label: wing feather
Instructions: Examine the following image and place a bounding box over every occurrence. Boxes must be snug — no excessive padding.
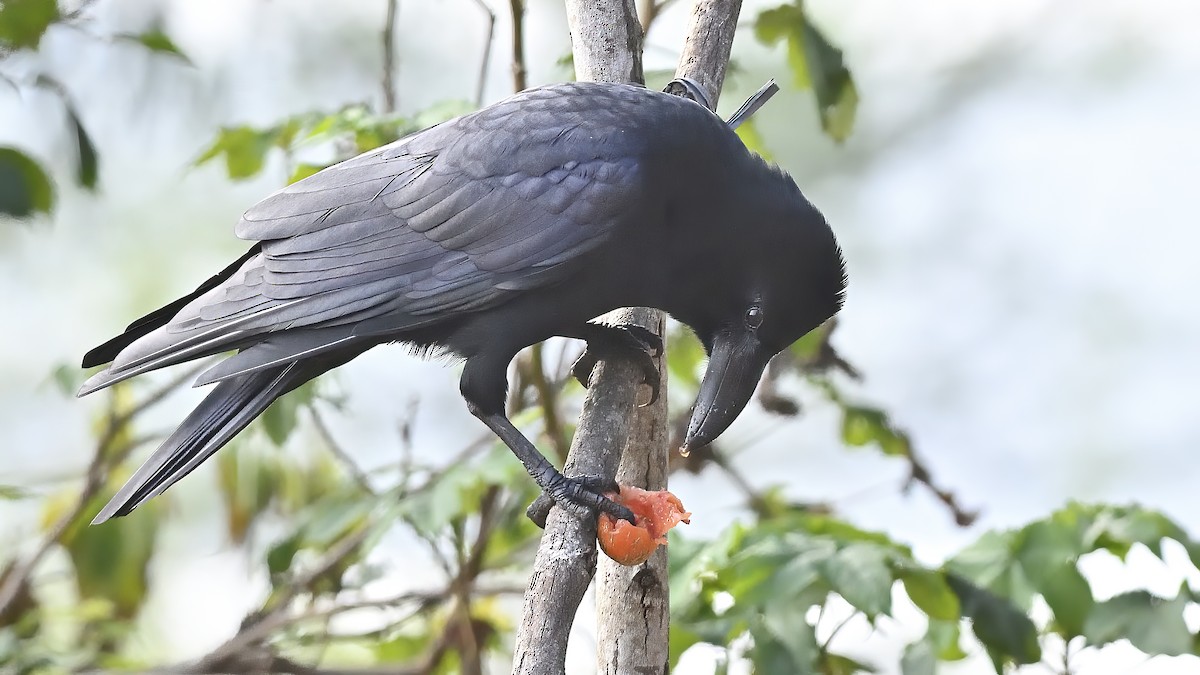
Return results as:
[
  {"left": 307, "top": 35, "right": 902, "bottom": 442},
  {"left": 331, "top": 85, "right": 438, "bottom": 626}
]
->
[{"left": 82, "top": 83, "right": 662, "bottom": 394}]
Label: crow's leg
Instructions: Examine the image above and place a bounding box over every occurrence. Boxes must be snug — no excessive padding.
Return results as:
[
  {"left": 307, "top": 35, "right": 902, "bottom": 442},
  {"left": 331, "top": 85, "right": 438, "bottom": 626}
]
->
[
  {"left": 471, "top": 409, "right": 635, "bottom": 526},
  {"left": 560, "top": 322, "right": 663, "bottom": 405},
  {"left": 460, "top": 354, "right": 635, "bottom": 527}
]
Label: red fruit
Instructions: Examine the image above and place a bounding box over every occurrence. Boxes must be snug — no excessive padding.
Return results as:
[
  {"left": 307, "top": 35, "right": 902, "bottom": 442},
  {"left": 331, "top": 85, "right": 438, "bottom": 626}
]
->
[{"left": 597, "top": 484, "right": 691, "bottom": 566}]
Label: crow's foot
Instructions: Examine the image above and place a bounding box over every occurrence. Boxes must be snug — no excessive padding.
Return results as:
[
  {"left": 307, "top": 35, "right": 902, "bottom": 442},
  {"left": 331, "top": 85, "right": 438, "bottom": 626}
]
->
[
  {"left": 570, "top": 324, "right": 662, "bottom": 405},
  {"left": 526, "top": 473, "right": 634, "bottom": 529}
]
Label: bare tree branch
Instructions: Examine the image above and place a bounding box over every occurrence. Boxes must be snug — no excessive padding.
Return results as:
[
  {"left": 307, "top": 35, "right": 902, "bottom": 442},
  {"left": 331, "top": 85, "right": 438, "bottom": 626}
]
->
[
  {"left": 467, "top": 0, "right": 497, "bottom": 105},
  {"left": 528, "top": 343, "right": 570, "bottom": 463},
  {"left": 310, "top": 405, "right": 376, "bottom": 495},
  {"left": 382, "top": 0, "right": 400, "bottom": 113},
  {"left": 593, "top": 4, "right": 744, "bottom": 673},
  {"left": 511, "top": 2, "right": 655, "bottom": 674},
  {"left": 674, "top": 0, "right": 742, "bottom": 102},
  {"left": 508, "top": 0, "right": 528, "bottom": 92}
]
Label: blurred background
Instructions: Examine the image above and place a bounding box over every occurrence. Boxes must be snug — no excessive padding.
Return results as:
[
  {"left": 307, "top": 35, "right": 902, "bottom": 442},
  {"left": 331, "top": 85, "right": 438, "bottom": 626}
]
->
[{"left": 2, "top": 0, "right": 1198, "bottom": 673}]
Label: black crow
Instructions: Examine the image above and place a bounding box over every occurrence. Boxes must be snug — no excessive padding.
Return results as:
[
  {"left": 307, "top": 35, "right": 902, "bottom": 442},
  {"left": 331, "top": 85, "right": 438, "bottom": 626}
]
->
[{"left": 78, "top": 82, "right": 846, "bottom": 526}]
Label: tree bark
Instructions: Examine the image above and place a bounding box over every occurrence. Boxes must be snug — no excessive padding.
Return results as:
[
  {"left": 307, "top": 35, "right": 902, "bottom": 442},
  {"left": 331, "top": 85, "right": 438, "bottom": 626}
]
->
[
  {"left": 592, "top": 4, "right": 743, "bottom": 674},
  {"left": 511, "top": 2, "right": 649, "bottom": 674},
  {"left": 511, "top": 1, "right": 742, "bottom": 674}
]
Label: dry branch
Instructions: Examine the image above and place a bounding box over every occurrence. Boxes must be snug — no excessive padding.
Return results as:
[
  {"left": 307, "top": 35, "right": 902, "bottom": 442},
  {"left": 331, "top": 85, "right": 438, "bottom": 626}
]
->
[{"left": 512, "top": 1, "right": 743, "bottom": 673}]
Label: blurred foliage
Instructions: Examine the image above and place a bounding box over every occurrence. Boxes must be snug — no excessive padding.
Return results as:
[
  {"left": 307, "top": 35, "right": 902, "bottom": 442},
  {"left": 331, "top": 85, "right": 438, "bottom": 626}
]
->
[
  {"left": 0, "top": 0, "right": 59, "bottom": 50},
  {"left": 195, "top": 100, "right": 474, "bottom": 185},
  {"left": 668, "top": 501, "right": 1200, "bottom": 674},
  {"left": 0, "top": 6, "right": 187, "bottom": 220},
  {"left": 2, "top": 3, "right": 1198, "bottom": 675},
  {"left": 0, "top": 147, "right": 54, "bottom": 217},
  {"left": 755, "top": 1, "right": 858, "bottom": 142}
]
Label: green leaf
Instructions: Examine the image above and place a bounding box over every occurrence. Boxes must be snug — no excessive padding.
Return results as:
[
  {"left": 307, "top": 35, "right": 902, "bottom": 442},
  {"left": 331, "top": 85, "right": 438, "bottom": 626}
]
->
[
  {"left": 790, "top": 321, "right": 829, "bottom": 362},
  {"left": 669, "top": 626, "right": 703, "bottom": 671},
  {"left": 1014, "top": 519, "right": 1092, "bottom": 637},
  {"left": 376, "top": 630, "right": 433, "bottom": 662},
  {"left": 665, "top": 327, "right": 705, "bottom": 391},
  {"left": 1083, "top": 588, "right": 1193, "bottom": 657},
  {"left": 925, "top": 619, "right": 968, "bottom": 661},
  {"left": 946, "top": 530, "right": 1017, "bottom": 589},
  {"left": 116, "top": 29, "right": 190, "bottom": 63},
  {"left": 58, "top": 490, "right": 160, "bottom": 619},
  {"left": 898, "top": 568, "right": 960, "bottom": 621},
  {"left": 899, "top": 640, "right": 935, "bottom": 675},
  {"left": 752, "top": 608, "right": 819, "bottom": 672},
  {"left": 216, "top": 444, "right": 282, "bottom": 542},
  {"left": 821, "top": 543, "right": 893, "bottom": 618},
  {"left": 840, "top": 405, "right": 910, "bottom": 458},
  {"left": 258, "top": 380, "right": 318, "bottom": 446},
  {"left": 47, "top": 362, "right": 84, "bottom": 397},
  {"left": 0, "top": 0, "right": 59, "bottom": 50},
  {"left": 267, "top": 532, "right": 301, "bottom": 576},
  {"left": 754, "top": 2, "right": 858, "bottom": 141},
  {"left": 288, "top": 163, "right": 326, "bottom": 184},
  {"left": 1038, "top": 564, "right": 1092, "bottom": 638},
  {"left": 66, "top": 108, "right": 98, "bottom": 189},
  {"left": 196, "top": 126, "right": 282, "bottom": 180},
  {"left": 945, "top": 573, "right": 1041, "bottom": 667},
  {"left": 1081, "top": 503, "right": 1188, "bottom": 561},
  {"left": 0, "top": 147, "right": 54, "bottom": 218},
  {"left": 0, "top": 485, "right": 30, "bottom": 500},
  {"left": 821, "top": 651, "right": 875, "bottom": 674},
  {"left": 735, "top": 118, "right": 773, "bottom": 161}
]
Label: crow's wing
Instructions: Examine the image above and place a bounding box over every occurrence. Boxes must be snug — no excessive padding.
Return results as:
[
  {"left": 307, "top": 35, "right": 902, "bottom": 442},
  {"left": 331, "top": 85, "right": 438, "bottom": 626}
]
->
[{"left": 79, "top": 84, "right": 653, "bottom": 394}]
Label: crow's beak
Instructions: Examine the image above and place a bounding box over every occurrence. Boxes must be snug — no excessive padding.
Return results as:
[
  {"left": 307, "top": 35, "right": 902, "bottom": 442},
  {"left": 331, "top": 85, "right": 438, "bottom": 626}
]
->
[{"left": 681, "top": 330, "right": 772, "bottom": 454}]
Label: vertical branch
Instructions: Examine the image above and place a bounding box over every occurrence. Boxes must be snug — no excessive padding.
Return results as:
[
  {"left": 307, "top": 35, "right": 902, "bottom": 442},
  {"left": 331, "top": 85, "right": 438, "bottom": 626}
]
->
[
  {"left": 564, "top": 0, "right": 644, "bottom": 85},
  {"left": 529, "top": 344, "right": 570, "bottom": 463},
  {"left": 512, "top": 2, "right": 743, "bottom": 673},
  {"left": 592, "top": 6, "right": 742, "bottom": 673},
  {"left": 594, "top": 317, "right": 670, "bottom": 675},
  {"left": 382, "top": 0, "right": 400, "bottom": 113},
  {"left": 468, "top": 0, "right": 496, "bottom": 105},
  {"left": 674, "top": 0, "right": 741, "bottom": 99},
  {"left": 511, "top": 3, "right": 649, "bottom": 674},
  {"left": 508, "top": 0, "right": 528, "bottom": 92}
]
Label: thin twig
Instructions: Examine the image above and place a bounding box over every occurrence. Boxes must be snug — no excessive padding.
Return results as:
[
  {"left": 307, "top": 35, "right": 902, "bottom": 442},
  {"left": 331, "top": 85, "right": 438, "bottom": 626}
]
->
[
  {"left": 382, "top": 0, "right": 400, "bottom": 113},
  {"left": 182, "top": 432, "right": 509, "bottom": 673},
  {"left": 508, "top": 0, "right": 527, "bottom": 92},
  {"left": 638, "top": 0, "right": 676, "bottom": 36},
  {"left": 63, "top": 0, "right": 100, "bottom": 21},
  {"left": 186, "top": 527, "right": 372, "bottom": 671},
  {"left": 528, "top": 344, "right": 570, "bottom": 463},
  {"left": 310, "top": 405, "right": 375, "bottom": 495},
  {"left": 0, "top": 363, "right": 207, "bottom": 614},
  {"left": 467, "top": 0, "right": 496, "bottom": 105}
]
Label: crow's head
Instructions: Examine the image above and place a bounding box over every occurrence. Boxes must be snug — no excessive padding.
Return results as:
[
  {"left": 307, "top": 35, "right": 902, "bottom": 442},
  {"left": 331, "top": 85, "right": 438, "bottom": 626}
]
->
[{"left": 681, "top": 176, "right": 846, "bottom": 454}]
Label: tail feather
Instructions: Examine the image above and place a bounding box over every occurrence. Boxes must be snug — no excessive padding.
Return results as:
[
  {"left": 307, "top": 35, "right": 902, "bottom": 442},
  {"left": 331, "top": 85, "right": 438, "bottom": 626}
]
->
[
  {"left": 193, "top": 327, "right": 359, "bottom": 387},
  {"left": 77, "top": 328, "right": 251, "bottom": 397},
  {"left": 81, "top": 244, "right": 262, "bottom": 369},
  {"left": 92, "top": 363, "right": 302, "bottom": 524}
]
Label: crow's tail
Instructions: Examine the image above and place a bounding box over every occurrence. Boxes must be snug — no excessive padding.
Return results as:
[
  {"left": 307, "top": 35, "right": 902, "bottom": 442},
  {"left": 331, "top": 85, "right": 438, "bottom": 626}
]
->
[{"left": 93, "top": 362, "right": 305, "bottom": 524}]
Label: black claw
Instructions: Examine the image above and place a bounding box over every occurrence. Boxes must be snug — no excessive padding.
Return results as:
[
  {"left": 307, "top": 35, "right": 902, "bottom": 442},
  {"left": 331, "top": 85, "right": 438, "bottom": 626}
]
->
[
  {"left": 526, "top": 493, "right": 555, "bottom": 528},
  {"left": 570, "top": 350, "right": 600, "bottom": 389},
  {"left": 570, "top": 324, "right": 663, "bottom": 405},
  {"left": 524, "top": 473, "right": 633, "bottom": 528}
]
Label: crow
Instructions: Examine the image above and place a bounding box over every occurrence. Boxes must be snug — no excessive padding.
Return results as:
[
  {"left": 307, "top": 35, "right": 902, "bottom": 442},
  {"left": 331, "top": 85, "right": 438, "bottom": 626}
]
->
[{"left": 78, "top": 82, "right": 846, "bottom": 526}]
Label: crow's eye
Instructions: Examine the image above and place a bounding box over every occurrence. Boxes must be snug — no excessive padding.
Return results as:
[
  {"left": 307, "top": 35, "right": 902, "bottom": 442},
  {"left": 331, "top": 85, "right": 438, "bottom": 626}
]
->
[{"left": 745, "top": 305, "right": 764, "bottom": 330}]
